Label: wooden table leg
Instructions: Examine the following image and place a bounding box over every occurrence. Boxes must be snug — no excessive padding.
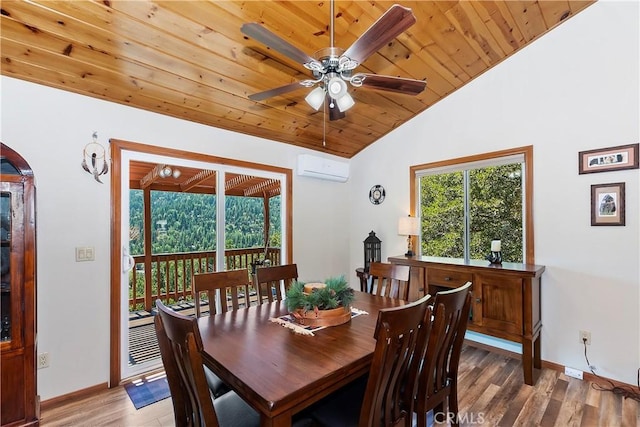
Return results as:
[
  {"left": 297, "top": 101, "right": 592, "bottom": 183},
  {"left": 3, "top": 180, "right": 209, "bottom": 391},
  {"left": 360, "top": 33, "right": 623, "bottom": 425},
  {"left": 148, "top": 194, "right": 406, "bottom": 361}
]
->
[{"left": 261, "top": 411, "right": 292, "bottom": 427}]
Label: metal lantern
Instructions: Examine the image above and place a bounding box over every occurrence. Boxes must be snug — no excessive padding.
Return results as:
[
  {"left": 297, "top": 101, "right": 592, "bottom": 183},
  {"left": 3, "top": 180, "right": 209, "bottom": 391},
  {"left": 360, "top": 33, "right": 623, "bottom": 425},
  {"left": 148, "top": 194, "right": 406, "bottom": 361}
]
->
[{"left": 364, "top": 231, "right": 382, "bottom": 272}]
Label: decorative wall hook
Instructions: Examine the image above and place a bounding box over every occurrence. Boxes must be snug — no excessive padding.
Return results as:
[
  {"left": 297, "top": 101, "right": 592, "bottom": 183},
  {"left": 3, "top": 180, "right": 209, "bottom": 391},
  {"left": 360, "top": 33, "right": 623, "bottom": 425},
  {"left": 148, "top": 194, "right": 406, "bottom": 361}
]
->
[{"left": 81, "top": 131, "right": 109, "bottom": 183}]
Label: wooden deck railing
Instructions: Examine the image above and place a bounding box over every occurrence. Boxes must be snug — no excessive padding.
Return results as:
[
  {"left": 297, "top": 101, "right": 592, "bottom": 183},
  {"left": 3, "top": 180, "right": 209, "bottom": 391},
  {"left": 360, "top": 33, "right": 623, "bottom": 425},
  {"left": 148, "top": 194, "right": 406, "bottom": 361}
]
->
[{"left": 129, "top": 247, "right": 281, "bottom": 311}]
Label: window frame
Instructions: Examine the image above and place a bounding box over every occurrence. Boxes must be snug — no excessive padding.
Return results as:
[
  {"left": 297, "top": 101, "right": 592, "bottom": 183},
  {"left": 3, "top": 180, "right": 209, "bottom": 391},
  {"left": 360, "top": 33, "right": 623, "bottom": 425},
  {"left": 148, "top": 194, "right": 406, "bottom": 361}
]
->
[
  {"left": 409, "top": 146, "right": 535, "bottom": 264},
  {"left": 109, "top": 138, "right": 292, "bottom": 385}
]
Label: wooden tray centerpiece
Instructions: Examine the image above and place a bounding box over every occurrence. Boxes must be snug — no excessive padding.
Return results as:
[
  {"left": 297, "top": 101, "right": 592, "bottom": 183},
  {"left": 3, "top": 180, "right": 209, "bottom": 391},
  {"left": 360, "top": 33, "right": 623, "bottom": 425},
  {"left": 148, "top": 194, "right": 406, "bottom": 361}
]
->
[{"left": 286, "top": 276, "right": 355, "bottom": 328}]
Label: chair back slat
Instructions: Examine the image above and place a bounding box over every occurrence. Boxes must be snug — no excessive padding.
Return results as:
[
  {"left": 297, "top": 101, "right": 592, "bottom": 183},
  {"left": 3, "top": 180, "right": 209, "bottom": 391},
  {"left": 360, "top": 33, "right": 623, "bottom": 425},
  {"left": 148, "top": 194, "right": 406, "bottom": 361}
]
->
[
  {"left": 366, "top": 262, "right": 411, "bottom": 300},
  {"left": 192, "top": 269, "right": 253, "bottom": 316},
  {"left": 154, "top": 313, "right": 192, "bottom": 427},
  {"left": 359, "top": 294, "right": 431, "bottom": 427},
  {"left": 412, "top": 282, "right": 472, "bottom": 427},
  {"left": 254, "top": 264, "right": 298, "bottom": 303},
  {"left": 155, "top": 300, "right": 221, "bottom": 427}
]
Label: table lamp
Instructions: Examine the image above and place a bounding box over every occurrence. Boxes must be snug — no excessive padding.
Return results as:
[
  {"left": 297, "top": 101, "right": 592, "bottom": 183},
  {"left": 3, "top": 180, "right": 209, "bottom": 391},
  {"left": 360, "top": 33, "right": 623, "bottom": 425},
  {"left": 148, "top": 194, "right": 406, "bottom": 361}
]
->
[{"left": 398, "top": 216, "right": 420, "bottom": 257}]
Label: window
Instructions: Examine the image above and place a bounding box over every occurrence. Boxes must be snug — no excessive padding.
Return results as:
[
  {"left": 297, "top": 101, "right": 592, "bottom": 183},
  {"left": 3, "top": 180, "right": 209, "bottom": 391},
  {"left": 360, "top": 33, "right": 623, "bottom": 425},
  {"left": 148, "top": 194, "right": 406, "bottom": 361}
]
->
[{"left": 410, "top": 146, "right": 534, "bottom": 264}]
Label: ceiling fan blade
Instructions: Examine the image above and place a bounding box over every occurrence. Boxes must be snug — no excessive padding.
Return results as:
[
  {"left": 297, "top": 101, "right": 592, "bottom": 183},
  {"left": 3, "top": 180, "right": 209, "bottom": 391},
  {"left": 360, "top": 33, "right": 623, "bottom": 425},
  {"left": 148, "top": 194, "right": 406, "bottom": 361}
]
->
[
  {"left": 342, "top": 5, "right": 416, "bottom": 66},
  {"left": 355, "top": 73, "right": 426, "bottom": 95},
  {"left": 241, "top": 23, "right": 321, "bottom": 69},
  {"left": 327, "top": 95, "right": 346, "bottom": 121},
  {"left": 248, "top": 81, "right": 306, "bottom": 101}
]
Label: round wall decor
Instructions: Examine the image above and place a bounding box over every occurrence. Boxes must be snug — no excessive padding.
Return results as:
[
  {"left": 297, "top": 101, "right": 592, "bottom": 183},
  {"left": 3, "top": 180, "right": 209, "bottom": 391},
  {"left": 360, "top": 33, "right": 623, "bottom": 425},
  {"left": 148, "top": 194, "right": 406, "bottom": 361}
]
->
[{"left": 369, "top": 185, "right": 385, "bottom": 205}]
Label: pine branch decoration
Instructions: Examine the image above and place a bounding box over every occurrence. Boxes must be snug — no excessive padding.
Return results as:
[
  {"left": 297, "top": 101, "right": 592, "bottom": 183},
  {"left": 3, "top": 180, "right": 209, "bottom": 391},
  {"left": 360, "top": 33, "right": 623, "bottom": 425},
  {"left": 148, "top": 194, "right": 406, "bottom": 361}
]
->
[{"left": 286, "top": 275, "right": 354, "bottom": 313}]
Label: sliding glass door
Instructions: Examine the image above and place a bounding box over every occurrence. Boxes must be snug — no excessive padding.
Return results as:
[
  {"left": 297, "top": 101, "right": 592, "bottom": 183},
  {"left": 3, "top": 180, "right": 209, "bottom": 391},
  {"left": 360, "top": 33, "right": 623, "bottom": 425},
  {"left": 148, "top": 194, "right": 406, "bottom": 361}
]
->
[{"left": 115, "top": 144, "right": 288, "bottom": 381}]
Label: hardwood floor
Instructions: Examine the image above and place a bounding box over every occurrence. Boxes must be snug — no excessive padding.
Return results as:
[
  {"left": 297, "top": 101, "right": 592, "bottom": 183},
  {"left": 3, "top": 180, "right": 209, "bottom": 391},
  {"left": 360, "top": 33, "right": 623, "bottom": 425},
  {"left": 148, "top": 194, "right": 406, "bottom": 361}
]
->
[{"left": 40, "top": 344, "right": 639, "bottom": 426}]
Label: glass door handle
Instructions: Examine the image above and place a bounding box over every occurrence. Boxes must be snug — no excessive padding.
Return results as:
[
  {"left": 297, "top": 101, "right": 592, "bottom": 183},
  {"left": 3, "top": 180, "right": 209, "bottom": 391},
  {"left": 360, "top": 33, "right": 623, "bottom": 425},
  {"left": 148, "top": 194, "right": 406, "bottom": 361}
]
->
[{"left": 122, "top": 247, "right": 135, "bottom": 272}]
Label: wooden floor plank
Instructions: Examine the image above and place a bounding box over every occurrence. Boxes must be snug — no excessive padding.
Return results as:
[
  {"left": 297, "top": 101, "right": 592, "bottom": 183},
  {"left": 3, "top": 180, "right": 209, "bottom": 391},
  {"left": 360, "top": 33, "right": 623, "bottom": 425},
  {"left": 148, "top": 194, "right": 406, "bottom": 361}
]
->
[
  {"left": 39, "top": 344, "right": 639, "bottom": 427},
  {"left": 497, "top": 384, "right": 534, "bottom": 427},
  {"left": 622, "top": 396, "right": 640, "bottom": 427},
  {"left": 581, "top": 404, "right": 600, "bottom": 427},
  {"left": 513, "top": 368, "right": 559, "bottom": 425},
  {"left": 599, "top": 389, "right": 623, "bottom": 426}
]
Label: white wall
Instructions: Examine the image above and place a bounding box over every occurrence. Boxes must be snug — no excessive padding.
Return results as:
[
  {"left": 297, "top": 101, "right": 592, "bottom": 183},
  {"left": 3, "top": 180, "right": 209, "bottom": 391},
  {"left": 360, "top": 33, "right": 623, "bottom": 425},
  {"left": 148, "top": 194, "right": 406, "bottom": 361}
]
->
[
  {"left": 349, "top": 1, "right": 639, "bottom": 385},
  {"left": 0, "top": 77, "right": 351, "bottom": 400},
  {"left": 0, "top": 0, "right": 637, "bottom": 400}
]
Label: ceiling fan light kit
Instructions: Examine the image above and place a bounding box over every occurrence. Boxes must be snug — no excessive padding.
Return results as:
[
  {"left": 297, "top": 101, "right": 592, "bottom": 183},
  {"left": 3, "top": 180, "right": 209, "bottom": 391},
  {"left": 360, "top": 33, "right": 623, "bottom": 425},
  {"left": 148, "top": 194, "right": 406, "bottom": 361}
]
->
[
  {"left": 242, "top": 1, "right": 427, "bottom": 124},
  {"left": 335, "top": 94, "right": 355, "bottom": 112},
  {"left": 305, "top": 87, "right": 326, "bottom": 111}
]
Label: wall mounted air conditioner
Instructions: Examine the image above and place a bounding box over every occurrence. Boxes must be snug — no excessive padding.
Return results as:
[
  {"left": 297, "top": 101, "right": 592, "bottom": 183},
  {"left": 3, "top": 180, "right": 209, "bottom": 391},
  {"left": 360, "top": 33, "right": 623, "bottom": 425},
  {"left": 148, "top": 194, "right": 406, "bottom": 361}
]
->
[{"left": 297, "top": 154, "right": 350, "bottom": 183}]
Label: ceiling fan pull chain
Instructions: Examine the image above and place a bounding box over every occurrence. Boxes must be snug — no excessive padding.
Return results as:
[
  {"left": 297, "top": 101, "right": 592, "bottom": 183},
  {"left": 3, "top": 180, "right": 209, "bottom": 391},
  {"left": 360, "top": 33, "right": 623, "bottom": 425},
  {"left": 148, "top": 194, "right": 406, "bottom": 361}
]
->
[{"left": 323, "top": 98, "right": 327, "bottom": 147}]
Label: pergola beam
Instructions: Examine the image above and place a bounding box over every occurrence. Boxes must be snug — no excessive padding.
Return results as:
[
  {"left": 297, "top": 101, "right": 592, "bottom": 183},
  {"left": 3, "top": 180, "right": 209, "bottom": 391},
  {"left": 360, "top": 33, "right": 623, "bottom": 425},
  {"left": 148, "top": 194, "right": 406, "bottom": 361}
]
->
[
  {"left": 180, "top": 170, "right": 216, "bottom": 192},
  {"left": 244, "top": 179, "right": 280, "bottom": 197},
  {"left": 226, "top": 174, "right": 254, "bottom": 191},
  {"left": 140, "top": 164, "right": 166, "bottom": 189}
]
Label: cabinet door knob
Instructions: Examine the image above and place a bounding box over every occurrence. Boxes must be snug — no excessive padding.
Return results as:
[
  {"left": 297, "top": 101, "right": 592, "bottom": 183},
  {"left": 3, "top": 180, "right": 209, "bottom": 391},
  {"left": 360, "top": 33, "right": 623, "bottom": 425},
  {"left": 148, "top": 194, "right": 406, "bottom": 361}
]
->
[
  {"left": 476, "top": 298, "right": 482, "bottom": 303},
  {"left": 444, "top": 277, "right": 451, "bottom": 281}
]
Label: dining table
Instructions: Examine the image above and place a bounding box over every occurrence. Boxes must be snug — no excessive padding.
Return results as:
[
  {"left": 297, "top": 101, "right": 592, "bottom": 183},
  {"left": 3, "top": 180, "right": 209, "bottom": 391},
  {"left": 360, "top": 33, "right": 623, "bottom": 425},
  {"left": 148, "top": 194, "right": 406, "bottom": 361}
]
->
[{"left": 197, "top": 290, "right": 407, "bottom": 427}]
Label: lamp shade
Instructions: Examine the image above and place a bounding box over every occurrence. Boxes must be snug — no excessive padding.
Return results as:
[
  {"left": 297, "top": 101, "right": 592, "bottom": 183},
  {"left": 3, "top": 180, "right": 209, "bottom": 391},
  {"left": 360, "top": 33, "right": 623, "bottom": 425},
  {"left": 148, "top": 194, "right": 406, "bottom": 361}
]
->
[
  {"left": 327, "top": 76, "right": 348, "bottom": 99},
  {"left": 398, "top": 216, "right": 420, "bottom": 236},
  {"left": 305, "top": 87, "right": 325, "bottom": 111},
  {"left": 336, "top": 93, "right": 355, "bottom": 112}
]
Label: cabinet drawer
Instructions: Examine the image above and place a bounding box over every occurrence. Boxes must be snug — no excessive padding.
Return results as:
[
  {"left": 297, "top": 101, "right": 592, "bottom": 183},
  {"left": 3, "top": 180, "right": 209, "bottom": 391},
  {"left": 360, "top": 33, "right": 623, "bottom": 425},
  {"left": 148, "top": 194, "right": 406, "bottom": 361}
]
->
[{"left": 426, "top": 268, "right": 472, "bottom": 288}]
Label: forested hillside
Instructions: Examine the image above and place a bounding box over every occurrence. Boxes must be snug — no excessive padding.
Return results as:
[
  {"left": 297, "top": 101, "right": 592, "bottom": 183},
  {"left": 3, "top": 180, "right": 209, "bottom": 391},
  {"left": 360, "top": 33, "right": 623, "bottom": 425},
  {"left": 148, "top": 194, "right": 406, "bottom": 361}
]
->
[
  {"left": 129, "top": 190, "right": 281, "bottom": 256},
  {"left": 420, "top": 164, "right": 523, "bottom": 262}
]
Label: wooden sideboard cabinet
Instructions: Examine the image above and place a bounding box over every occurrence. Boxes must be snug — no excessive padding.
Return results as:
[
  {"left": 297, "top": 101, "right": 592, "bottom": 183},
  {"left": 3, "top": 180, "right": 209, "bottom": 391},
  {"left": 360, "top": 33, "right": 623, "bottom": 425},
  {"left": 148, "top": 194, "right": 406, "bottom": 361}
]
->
[{"left": 388, "top": 255, "right": 545, "bottom": 386}]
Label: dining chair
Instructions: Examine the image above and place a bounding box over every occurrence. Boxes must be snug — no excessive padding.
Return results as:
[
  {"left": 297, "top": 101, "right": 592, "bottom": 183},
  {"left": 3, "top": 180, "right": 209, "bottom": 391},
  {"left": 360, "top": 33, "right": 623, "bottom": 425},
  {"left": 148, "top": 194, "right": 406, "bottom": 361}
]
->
[
  {"left": 192, "top": 268, "right": 255, "bottom": 317},
  {"left": 309, "top": 294, "right": 432, "bottom": 427},
  {"left": 192, "top": 268, "right": 255, "bottom": 398},
  {"left": 411, "top": 281, "right": 472, "bottom": 427},
  {"left": 254, "top": 263, "right": 298, "bottom": 303},
  {"left": 154, "top": 300, "right": 260, "bottom": 427},
  {"left": 365, "top": 262, "right": 411, "bottom": 300}
]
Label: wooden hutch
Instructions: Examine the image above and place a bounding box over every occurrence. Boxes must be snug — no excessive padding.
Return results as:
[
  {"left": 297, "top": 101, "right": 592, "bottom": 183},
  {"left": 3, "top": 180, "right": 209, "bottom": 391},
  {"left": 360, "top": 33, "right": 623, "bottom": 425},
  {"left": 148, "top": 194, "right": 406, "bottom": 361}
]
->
[{"left": 1, "top": 143, "right": 38, "bottom": 426}]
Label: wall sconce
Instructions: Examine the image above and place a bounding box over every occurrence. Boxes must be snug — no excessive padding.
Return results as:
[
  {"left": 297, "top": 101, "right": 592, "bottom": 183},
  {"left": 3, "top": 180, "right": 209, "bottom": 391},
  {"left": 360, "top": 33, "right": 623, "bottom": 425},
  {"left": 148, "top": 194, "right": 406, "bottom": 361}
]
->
[
  {"left": 81, "top": 131, "right": 108, "bottom": 183},
  {"left": 398, "top": 215, "right": 420, "bottom": 257}
]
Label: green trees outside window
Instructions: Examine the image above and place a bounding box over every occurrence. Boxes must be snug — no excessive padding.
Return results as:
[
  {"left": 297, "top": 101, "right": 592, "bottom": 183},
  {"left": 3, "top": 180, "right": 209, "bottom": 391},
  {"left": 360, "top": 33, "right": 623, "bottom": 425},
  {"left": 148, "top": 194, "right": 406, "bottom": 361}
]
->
[
  {"left": 419, "top": 161, "right": 524, "bottom": 263},
  {"left": 129, "top": 190, "right": 281, "bottom": 256}
]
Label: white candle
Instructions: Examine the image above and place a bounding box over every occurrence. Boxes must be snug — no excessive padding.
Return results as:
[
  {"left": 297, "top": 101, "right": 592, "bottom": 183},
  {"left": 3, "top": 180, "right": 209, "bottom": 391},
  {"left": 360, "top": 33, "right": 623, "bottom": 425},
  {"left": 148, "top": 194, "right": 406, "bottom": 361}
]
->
[{"left": 491, "top": 240, "right": 501, "bottom": 252}]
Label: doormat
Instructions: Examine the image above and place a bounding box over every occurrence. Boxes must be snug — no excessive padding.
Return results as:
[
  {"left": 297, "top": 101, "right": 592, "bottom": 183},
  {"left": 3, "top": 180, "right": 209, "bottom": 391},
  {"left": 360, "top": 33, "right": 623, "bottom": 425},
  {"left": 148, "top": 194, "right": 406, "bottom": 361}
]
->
[{"left": 124, "top": 372, "right": 171, "bottom": 410}]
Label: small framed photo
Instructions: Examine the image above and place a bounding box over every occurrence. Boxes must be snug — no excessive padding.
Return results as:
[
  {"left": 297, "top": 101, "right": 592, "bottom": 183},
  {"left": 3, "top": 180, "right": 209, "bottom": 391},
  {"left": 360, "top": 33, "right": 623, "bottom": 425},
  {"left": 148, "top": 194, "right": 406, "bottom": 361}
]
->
[
  {"left": 591, "top": 182, "right": 625, "bottom": 226},
  {"left": 579, "top": 143, "right": 639, "bottom": 174}
]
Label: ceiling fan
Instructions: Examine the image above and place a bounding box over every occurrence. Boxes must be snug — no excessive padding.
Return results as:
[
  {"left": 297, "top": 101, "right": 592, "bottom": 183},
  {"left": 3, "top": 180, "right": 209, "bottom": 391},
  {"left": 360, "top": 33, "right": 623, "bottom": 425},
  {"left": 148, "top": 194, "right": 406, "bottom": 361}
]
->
[{"left": 241, "top": 1, "right": 427, "bottom": 121}]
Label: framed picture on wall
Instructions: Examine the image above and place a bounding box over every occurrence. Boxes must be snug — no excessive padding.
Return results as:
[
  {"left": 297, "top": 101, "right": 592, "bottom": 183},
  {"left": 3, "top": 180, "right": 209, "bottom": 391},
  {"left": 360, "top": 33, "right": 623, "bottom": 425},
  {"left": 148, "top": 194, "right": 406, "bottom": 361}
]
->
[
  {"left": 579, "top": 143, "right": 639, "bottom": 174},
  {"left": 591, "top": 182, "right": 625, "bottom": 226}
]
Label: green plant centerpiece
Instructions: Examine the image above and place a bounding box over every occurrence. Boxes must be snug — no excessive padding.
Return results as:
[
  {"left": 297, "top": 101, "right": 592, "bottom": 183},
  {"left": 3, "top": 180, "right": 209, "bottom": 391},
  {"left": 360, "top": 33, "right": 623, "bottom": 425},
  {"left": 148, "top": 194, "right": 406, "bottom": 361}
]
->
[{"left": 285, "top": 276, "right": 355, "bottom": 327}]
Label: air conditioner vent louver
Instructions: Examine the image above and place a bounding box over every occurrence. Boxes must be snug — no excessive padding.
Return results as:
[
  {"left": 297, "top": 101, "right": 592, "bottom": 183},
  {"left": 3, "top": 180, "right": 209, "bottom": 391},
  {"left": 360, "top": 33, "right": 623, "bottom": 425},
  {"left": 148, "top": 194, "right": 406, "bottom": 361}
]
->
[{"left": 297, "top": 154, "right": 349, "bottom": 182}]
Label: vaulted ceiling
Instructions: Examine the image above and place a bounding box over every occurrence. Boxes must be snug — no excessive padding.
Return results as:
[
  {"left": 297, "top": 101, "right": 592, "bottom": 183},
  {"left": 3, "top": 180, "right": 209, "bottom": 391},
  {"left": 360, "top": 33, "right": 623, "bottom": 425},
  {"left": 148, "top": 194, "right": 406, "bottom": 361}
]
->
[{"left": 1, "top": 1, "right": 594, "bottom": 158}]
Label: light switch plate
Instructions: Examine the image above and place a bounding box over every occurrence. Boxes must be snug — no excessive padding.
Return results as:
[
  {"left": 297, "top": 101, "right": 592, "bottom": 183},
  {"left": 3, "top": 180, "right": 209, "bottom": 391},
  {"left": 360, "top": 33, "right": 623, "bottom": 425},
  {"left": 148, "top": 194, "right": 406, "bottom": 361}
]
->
[{"left": 76, "top": 246, "right": 95, "bottom": 262}]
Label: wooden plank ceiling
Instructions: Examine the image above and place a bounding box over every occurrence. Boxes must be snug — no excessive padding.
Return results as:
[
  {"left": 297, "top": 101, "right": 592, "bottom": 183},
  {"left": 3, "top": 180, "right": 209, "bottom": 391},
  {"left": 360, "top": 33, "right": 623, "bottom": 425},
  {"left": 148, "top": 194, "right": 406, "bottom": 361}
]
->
[{"left": 1, "top": 1, "right": 595, "bottom": 158}]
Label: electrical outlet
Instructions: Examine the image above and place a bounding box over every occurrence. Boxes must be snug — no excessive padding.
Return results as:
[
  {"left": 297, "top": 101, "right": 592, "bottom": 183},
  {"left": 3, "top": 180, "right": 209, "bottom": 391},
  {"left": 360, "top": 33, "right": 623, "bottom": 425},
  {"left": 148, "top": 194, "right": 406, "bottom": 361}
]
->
[
  {"left": 579, "top": 330, "right": 591, "bottom": 345},
  {"left": 564, "top": 366, "right": 583, "bottom": 380},
  {"left": 37, "top": 352, "right": 50, "bottom": 369}
]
